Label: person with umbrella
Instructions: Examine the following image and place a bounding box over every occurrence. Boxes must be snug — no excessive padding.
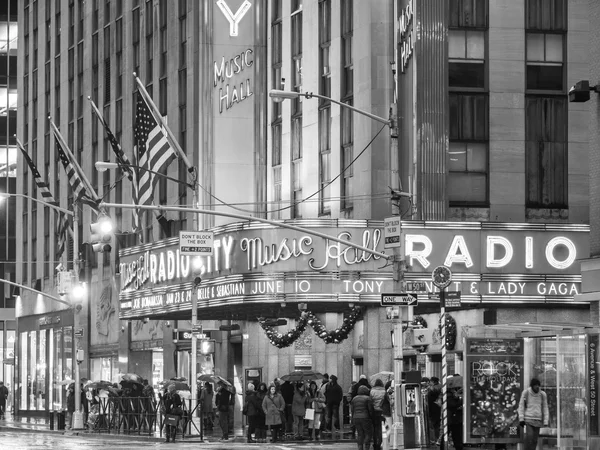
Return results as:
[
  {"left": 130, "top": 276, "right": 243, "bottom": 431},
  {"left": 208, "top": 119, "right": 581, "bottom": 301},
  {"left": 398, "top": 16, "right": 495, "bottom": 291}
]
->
[
  {"left": 162, "top": 384, "right": 183, "bottom": 443},
  {"left": 291, "top": 382, "right": 310, "bottom": 440},
  {"left": 215, "top": 381, "right": 232, "bottom": 441},
  {"left": 370, "top": 378, "right": 388, "bottom": 450},
  {"left": 262, "top": 383, "right": 285, "bottom": 442}
]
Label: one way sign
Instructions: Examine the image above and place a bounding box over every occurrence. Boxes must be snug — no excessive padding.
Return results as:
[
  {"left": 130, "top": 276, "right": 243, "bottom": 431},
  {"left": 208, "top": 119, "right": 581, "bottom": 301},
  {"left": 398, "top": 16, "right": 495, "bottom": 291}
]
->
[{"left": 380, "top": 293, "right": 418, "bottom": 306}]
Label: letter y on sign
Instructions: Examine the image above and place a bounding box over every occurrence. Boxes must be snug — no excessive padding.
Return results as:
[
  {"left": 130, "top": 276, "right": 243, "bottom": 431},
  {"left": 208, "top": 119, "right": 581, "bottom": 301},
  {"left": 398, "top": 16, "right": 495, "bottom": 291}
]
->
[{"left": 217, "top": 0, "right": 252, "bottom": 37}]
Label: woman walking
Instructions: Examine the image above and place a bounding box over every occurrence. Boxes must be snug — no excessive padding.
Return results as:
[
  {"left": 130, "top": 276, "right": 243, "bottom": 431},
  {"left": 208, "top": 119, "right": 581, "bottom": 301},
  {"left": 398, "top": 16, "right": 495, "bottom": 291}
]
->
[
  {"left": 308, "top": 380, "right": 325, "bottom": 441},
  {"left": 262, "top": 383, "right": 285, "bottom": 442},
  {"left": 255, "top": 382, "right": 268, "bottom": 442},
  {"left": 291, "top": 382, "right": 309, "bottom": 439},
  {"left": 244, "top": 383, "right": 262, "bottom": 443},
  {"left": 350, "top": 385, "right": 374, "bottom": 450}
]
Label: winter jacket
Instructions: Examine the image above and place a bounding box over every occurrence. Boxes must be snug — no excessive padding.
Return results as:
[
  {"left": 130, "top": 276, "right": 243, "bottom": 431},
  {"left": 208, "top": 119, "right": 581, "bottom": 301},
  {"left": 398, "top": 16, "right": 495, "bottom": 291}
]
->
[
  {"left": 244, "top": 390, "right": 262, "bottom": 417},
  {"left": 370, "top": 385, "right": 386, "bottom": 412},
  {"left": 67, "top": 391, "right": 75, "bottom": 413},
  {"left": 350, "top": 385, "right": 374, "bottom": 421},
  {"left": 280, "top": 382, "right": 295, "bottom": 404},
  {"left": 518, "top": 387, "right": 549, "bottom": 426},
  {"left": 310, "top": 388, "right": 326, "bottom": 413},
  {"left": 326, "top": 380, "right": 344, "bottom": 406},
  {"left": 351, "top": 378, "right": 372, "bottom": 398},
  {"left": 291, "top": 388, "right": 309, "bottom": 416},
  {"left": 447, "top": 391, "right": 463, "bottom": 426},
  {"left": 262, "top": 392, "right": 285, "bottom": 426},
  {"left": 200, "top": 388, "right": 214, "bottom": 413},
  {"left": 215, "top": 389, "right": 232, "bottom": 412}
]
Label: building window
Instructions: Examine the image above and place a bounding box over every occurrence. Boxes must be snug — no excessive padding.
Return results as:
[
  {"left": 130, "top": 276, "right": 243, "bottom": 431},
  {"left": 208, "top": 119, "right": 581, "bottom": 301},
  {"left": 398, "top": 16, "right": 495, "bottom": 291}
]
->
[
  {"left": 525, "top": 96, "right": 567, "bottom": 208},
  {"left": 272, "top": 166, "right": 282, "bottom": 220},
  {"left": 272, "top": 122, "right": 281, "bottom": 167},
  {"left": 319, "top": 106, "right": 331, "bottom": 215},
  {"left": 525, "top": 0, "right": 567, "bottom": 209},
  {"left": 340, "top": 0, "right": 353, "bottom": 99},
  {"left": 449, "top": 94, "right": 489, "bottom": 205},
  {"left": 291, "top": 2, "right": 302, "bottom": 114},
  {"left": 341, "top": 0, "right": 353, "bottom": 210},
  {"left": 448, "top": 0, "right": 488, "bottom": 206},
  {"left": 291, "top": 116, "right": 302, "bottom": 219},
  {"left": 341, "top": 104, "right": 353, "bottom": 210},
  {"left": 319, "top": 0, "right": 331, "bottom": 102}
]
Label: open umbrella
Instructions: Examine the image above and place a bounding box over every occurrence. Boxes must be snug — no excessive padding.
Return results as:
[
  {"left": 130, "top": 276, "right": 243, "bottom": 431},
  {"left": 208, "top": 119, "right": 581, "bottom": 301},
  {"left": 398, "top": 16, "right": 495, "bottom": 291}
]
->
[
  {"left": 120, "top": 373, "right": 144, "bottom": 383},
  {"left": 447, "top": 375, "right": 464, "bottom": 389},
  {"left": 160, "top": 380, "right": 190, "bottom": 391},
  {"left": 197, "top": 374, "right": 231, "bottom": 386},
  {"left": 85, "top": 380, "right": 115, "bottom": 391},
  {"left": 57, "top": 379, "right": 75, "bottom": 386},
  {"left": 369, "top": 371, "right": 394, "bottom": 386},
  {"left": 281, "top": 370, "right": 325, "bottom": 382}
]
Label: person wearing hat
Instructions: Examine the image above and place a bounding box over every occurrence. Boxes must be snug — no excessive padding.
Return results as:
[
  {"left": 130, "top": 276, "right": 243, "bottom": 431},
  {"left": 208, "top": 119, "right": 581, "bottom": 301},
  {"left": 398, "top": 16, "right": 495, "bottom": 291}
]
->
[
  {"left": 244, "top": 382, "right": 262, "bottom": 443},
  {"left": 325, "top": 375, "right": 344, "bottom": 434}
]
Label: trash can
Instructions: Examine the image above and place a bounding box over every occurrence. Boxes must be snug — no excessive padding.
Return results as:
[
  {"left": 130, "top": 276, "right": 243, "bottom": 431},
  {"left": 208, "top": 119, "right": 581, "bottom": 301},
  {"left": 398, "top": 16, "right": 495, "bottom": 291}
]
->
[
  {"left": 56, "top": 411, "right": 66, "bottom": 430},
  {"left": 49, "top": 411, "right": 55, "bottom": 430}
]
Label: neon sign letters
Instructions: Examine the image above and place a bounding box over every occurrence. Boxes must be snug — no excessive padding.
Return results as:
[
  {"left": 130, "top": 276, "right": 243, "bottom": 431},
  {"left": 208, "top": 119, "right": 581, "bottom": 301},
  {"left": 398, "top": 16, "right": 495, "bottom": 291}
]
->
[{"left": 216, "top": 0, "right": 252, "bottom": 37}]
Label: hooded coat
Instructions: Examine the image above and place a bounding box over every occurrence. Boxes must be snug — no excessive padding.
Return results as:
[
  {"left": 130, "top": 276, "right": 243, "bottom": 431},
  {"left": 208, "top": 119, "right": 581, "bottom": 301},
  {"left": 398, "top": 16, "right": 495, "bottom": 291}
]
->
[{"left": 350, "top": 385, "right": 374, "bottom": 421}]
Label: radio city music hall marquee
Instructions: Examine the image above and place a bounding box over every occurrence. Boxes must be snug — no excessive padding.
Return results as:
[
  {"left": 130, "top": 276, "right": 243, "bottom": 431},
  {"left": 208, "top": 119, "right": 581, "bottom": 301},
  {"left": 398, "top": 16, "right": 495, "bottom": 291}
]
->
[{"left": 117, "top": 222, "right": 588, "bottom": 316}]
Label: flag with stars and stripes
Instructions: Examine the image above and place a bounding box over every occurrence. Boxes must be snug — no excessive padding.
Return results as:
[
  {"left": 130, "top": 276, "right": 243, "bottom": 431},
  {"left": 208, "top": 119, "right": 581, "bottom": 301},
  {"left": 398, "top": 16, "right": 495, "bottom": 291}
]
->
[
  {"left": 52, "top": 129, "right": 100, "bottom": 212},
  {"left": 90, "top": 100, "right": 141, "bottom": 233},
  {"left": 134, "top": 93, "right": 176, "bottom": 207},
  {"left": 17, "top": 139, "right": 73, "bottom": 259}
]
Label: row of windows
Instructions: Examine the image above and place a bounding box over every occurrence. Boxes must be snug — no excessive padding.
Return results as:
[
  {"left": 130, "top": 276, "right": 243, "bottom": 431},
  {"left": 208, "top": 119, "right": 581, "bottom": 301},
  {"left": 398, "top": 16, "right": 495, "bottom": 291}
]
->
[{"left": 449, "top": 0, "right": 568, "bottom": 209}]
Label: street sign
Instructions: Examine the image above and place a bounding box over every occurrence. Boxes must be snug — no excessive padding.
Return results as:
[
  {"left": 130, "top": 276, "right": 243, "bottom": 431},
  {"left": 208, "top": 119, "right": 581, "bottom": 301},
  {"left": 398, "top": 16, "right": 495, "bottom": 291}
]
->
[
  {"left": 405, "top": 281, "right": 427, "bottom": 292},
  {"left": 74, "top": 328, "right": 84, "bottom": 338},
  {"left": 381, "top": 293, "right": 418, "bottom": 306},
  {"left": 428, "top": 291, "right": 461, "bottom": 307},
  {"left": 384, "top": 217, "right": 402, "bottom": 249},
  {"left": 179, "top": 231, "right": 214, "bottom": 256}
]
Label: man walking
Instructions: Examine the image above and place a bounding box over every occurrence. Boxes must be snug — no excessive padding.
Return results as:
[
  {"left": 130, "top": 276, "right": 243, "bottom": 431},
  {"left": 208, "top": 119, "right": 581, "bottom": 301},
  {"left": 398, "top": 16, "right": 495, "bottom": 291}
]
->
[
  {"left": 215, "top": 382, "right": 233, "bottom": 441},
  {"left": 325, "top": 375, "right": 344, "bottom": 434},
  {"left": 518, "top": 378, "right": 549, "bottom": 450}
]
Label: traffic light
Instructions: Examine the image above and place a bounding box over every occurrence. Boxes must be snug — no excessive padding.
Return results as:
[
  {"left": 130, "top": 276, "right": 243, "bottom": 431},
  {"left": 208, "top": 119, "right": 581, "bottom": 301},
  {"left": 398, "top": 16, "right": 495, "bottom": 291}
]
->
[{"left": 90, "top": 216, "right": 114, "bottom": 252}]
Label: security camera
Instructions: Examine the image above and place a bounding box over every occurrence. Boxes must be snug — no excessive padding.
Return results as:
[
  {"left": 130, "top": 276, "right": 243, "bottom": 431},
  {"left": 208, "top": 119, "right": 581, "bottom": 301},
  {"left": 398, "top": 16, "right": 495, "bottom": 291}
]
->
[
  {"left": 143, "top": 317, "right": 149, "bottom": 324},
  {"left": 390, "top": 188, "right": 412, "bottom": 199}
]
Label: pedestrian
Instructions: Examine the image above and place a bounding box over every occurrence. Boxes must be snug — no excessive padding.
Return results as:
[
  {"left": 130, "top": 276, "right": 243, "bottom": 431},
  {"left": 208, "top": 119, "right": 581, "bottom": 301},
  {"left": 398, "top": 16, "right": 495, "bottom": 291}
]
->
[
  {"left": 351, "top": 385, "right": 374, "bottom": 450},
  {"left": 347, "top": 381, "right": 358, "bottom": 438},
  {"left": 227, "top": 379, "right": 236, "bottom": 432},
  {"left": 164, "top": 387, "right": 183, "bottom": 443},
  {"left": 370, "top": 378, "right": 389, "bottom": 450},
  {"left": 325, "top": 374, "right": 344, "bottom": 434},
  {"left": 255, "top": 382, "right": 268, "bottom": 442},
  {"left": 66, "top": 384, "right": 75, "bottom": 430},
  {"left": 307, "top": 380, "right": 325, "bottom": 441},
  {"left": 199, "top": 382, "right": 215, "bottom": 431},
  {"left": 351, "top": 374, "right": 372, "bottom": 398},
  {"left": 262, "top": 383, "right": 285, "bottom": 442},
  {"left": 291, "top": 382, "right": 309, "bottom": 439},
  {"left": 280, "top": 379, "right": 295, "bottom": 435},
  {"left": 446, "top": 384, "right": 464, "bottom": 450},
  {"left": 318, "top": 373, "right": 330, "bottom": 432},
  {"left": 215, "top": 381, "right": 232, "bottom": 441},
  {"left": 518, "top": 378, "right": 549, "bottom": 450},
  {"left": 243, "top": 382, "right": 262, "bottom": 443},
  {"left": 428, "top": 376, "right": 442, "bottom": 446}
]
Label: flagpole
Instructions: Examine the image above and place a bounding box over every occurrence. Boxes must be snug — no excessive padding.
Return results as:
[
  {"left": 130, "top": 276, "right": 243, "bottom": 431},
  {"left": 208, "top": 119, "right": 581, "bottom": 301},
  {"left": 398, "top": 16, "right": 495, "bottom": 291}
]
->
[{"left": 48, "top": 116, "right": 102, "bottom": 203}]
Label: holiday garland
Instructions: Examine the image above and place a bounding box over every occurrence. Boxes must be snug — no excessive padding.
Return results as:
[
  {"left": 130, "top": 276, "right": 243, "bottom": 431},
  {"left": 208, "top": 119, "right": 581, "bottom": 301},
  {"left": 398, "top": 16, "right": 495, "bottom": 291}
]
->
[
  {"left": 258, "top": 306, "right": 363, "bottom": 348},
  {"left": 438, "top": 313, "right": 457, "bottom": 350}
]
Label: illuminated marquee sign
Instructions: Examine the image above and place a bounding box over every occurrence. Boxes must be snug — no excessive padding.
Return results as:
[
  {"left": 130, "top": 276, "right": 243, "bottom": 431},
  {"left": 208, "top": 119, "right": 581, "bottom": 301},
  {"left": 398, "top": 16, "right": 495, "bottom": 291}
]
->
[
  {"left": 118, "top": 222, "right": 588, "bottom": 315},
  {"left": 397, "top": 0, "right": 415, "bottom": 73},
  {"left": 216, "top": 0, "right": 252, "bottom": 37}
]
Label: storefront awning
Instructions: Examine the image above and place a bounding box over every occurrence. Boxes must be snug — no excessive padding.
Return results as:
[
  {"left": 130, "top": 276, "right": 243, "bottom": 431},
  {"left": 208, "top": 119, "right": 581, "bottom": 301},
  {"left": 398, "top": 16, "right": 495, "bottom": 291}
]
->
[{"left": 464, "top": 322, "right": 600, "bottom": 338}]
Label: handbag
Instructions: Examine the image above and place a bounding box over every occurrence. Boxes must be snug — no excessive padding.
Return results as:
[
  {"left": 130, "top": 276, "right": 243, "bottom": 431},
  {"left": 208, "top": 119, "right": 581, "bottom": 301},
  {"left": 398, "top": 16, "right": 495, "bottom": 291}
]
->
[
  {"left": 304, "top": 408, "right": 315, "bottom": 420},
  {"left": 165, "top": 414, "right": 179, "bottom": 426}
]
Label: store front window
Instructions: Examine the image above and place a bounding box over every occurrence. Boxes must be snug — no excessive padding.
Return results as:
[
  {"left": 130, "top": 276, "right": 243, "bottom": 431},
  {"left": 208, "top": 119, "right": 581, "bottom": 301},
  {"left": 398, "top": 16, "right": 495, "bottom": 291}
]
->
[{"left": 90, "top": 356, "right": 119, "bottom": 383}]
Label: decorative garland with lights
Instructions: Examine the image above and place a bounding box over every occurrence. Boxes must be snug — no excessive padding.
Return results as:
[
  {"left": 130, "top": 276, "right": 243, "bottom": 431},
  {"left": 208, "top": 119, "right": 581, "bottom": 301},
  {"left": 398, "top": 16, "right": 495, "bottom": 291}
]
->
[
  {"left": 412, "top": 315, "right": 428, "bottom": 329},
  {"left": 438, "top": 313, "right": 457, "bottom": 350},
  {"left": 258, "top": 306, "right": 363, "bottom": 348}
]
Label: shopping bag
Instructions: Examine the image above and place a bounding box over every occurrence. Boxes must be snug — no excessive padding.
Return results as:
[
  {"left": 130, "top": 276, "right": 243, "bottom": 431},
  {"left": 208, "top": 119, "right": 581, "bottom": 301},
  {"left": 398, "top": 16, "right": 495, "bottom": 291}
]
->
[
  {"left": 304, "top": 408, "right": 315, "bottom": 420},
  {"left": 165, "top": 414, "right": 179, "bottom": 426}
]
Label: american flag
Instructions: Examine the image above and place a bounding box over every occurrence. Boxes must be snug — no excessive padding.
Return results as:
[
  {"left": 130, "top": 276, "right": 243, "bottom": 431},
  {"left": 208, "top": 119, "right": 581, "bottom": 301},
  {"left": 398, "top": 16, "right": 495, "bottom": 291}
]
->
[
  {"left": 17, "top": 139, "right": 73, "bottom": 259},
  {"left": 53, "top": 129, "right": 100, "bottom": 211},
  {"left": 90, "top": 101, "right": 141, "bottom": 232},
  {"left": 134, "top": 94, "right": 176, "bottom": 207}
]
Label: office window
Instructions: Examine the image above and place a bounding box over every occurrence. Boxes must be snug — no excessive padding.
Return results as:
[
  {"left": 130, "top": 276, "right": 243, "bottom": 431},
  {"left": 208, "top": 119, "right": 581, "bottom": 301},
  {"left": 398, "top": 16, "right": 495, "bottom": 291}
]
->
[
  {"left": 526, "top": 32, "right": 564, "bottom": 91},
  {"left": 341, "top": 104, "right": 353, "bottom": 210},
  {"left": 449, "top": 30, "right": 485, "bottom": 88},
  {"left": 319, "top": 0, "right": 331, "bottom": 101},
  {"left": 272, "top": 166, "right": 282, "bottom": 221},
  {"left": 449, "top": 94, "right": 488, "bottom": 204},
  {"left": 525, "top": 96, "right": 567, "bottom": 208},
  {"left": 449, "top": 0, "right": 488, "bottom": 27},
  {"left": 341, "top": 0, "right": 353, "bottom": 99},
  {"left": 291, "top": 3, "right": 302, "bottom": 115},
  {"left": 526, "top": 0, "right": 567, "bottom": 30}
]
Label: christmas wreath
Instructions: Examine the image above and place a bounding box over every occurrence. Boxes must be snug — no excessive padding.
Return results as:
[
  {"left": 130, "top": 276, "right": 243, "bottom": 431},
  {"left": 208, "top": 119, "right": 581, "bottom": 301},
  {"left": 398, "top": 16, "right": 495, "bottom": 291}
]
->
[
  {"left": 258, "top": 306, "right": 363, "bottom": 347},
  {"left": 438, "top": 313, "right": 457, "bottom": 350}
]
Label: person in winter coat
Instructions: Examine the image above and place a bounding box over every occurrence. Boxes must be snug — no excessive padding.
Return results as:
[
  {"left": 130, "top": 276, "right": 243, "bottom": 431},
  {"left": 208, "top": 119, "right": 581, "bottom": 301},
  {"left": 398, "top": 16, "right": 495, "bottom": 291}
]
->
[
  {"left": 280, "top": 380, "right": 295, "bottom": 434},
  {"left": 370, "top": 378, "right": 388, "bottom": 450},
  {"left": 199, "top": 382, "right": 215, "bottom": 431},
  {"left": 351, "top": 374, "right": 372, "bottom": 398},
  {"left": 427, "top": 377, "right": 442, "bottom": 445},
  {"left": 255, "top": 382, "right": 268, "bottom": 442},
  {"left": 244, "top": 383, "right": 262, "bottom": 443},
  {"left": 518, "top": 378, "right": 549, "bottom": 450},
  {"left": 215, "top": 382, "right": 232, "bottom": 441},
  {"left": 162, "top": 386, "right": 183, "bottom": 443},
  {"left": 351, "top": 385, "right": 375, "bottom": 450},
  {"left": 66, "top": 385, "right": 75, "bottom": 430},
  {"left": 446, "top": 385, "right": 464, "bottom": 450},
  {"left": 291, "top": 382, "right": 309, "bottom": 439},
  {"left": 307, "top": 381, "right": 325, "bottom": 441},
  {"left": 325, "top": 375, "right": 344, "bottom": 432},
  {"left": 318, "top": 374, "right": 330, "bottom": 432},
  {"left": 262, "top": 383, "right": 285, "bottom": 442}
]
